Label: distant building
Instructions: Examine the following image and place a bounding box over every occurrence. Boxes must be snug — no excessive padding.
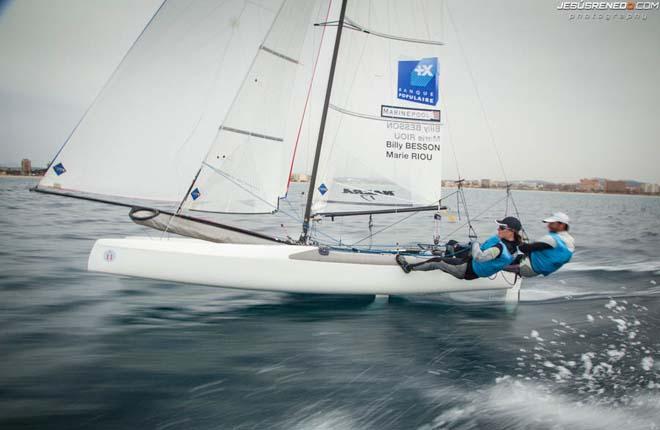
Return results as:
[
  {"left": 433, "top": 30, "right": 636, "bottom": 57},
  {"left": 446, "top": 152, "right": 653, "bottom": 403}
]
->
[
  {"left": 480, "top": 179, "right": 490, "bottom": 188},
  {"left": 641, "top": 183, "right": 660, "bottom": 194},
  {"left": 21, "top": 159, "right": 32, "bottom": 176},
  {"left": 578, "top": 178, "right": 603, "bottom": 193},
  {"left": 290, "top": 173, "right": 310, "bottom": 183},
  {"left": 605, "top": 180, "right": 627, "bottom": 194},
  {"left": 626, "top": 183, "right": 642, "bottom": 194}
]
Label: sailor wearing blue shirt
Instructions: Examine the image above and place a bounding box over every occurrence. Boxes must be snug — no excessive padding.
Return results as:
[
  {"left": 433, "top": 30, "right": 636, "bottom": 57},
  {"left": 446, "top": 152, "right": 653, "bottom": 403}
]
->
[
  {"left": 514, "top": 212, "right": 575, "bottom": 277},
  {"left": 396, "top": 217, "right": 522, "bottom": 280}
]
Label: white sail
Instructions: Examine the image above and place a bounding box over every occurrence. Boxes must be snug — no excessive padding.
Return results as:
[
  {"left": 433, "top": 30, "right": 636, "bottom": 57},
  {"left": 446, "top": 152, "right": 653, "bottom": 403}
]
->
[
  {"left": 310, "top": 0, "right": 445, "bottom": 215},
  {"left": 185, "top": 0, "right": 331, "bottom": 213},
  {"left": 38, "top": 0, "right": 283, "bottom": 202}
]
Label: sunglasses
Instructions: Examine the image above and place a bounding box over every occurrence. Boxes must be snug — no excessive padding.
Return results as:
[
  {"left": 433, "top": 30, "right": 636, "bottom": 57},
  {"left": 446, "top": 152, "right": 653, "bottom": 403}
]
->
[{"left": 498, "top": 225, "right": 512, "bottom": 231}]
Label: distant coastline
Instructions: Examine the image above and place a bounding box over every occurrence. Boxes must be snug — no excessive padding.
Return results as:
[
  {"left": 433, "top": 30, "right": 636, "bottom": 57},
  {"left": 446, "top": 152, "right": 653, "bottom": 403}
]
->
[
  {"left": 0, "top": 174, "right": 44, "bottom": 179},
  {"left": 0, "top": 174, "right": 42, "bottom": 179},
  {"left": 442, "top": 185, "right": 660, "bottom": 198},
  {"left": 1, "top": 165, "right": 658, "bottom": 198}
]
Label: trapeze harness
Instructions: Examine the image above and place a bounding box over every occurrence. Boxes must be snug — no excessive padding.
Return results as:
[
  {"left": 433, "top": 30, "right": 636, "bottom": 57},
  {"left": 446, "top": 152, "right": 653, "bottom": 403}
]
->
[
  {"left": 529, "top": 232, "right": 573, "bottom": 276},
  {"left": 471, "top": 235, "right": 514, "bottom": 278}
]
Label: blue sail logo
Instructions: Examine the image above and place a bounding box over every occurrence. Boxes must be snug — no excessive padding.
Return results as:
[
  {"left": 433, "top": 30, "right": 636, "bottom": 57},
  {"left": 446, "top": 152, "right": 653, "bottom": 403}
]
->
[
  {"left": 397, "top": 57, "right": 438, "bottom": 106},
  {"left": 53, "top": 163, "right": 66, "bottom": 176},
  {"left": 191, "top": 188, "right": 201, "bottom": 200}
]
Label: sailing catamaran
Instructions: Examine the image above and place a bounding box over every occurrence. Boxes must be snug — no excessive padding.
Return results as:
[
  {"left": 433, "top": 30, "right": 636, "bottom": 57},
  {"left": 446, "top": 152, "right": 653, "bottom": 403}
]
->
[{"left": 33, "top": 0, "right": 522, "bottom": 302}]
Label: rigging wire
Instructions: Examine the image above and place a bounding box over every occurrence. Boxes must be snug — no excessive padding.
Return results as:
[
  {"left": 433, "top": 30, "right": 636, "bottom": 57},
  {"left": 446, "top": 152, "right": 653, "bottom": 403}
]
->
[
  {"left": 446, "top": 4, "right": 509, "bottom": 186},
  {"left": 438, "top": 4, "right": 476, "bottom": 244},
  {"left": 348, "top": 209, "right": 422, "bottom": 247},
  {"left": 445, "top": 3, "right": 527, "bottom": 240},
  {"left": 457, "top": 180, "right": 477, "bottom": 240},
  {"left": 326, "top": 191, "right": 460, "bottom": 247},
  {"left": 438, "top": 194, "right": 509, "bottom": 243}
]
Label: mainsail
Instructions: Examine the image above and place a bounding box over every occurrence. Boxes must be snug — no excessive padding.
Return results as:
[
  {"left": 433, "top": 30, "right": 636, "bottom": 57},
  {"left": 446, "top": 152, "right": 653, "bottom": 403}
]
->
[
  {"left": 308, "top": 0, "right": 446, "bottom": 217},
  {"left": 37, "top": 0, "right": 284, "bottom": 202}
]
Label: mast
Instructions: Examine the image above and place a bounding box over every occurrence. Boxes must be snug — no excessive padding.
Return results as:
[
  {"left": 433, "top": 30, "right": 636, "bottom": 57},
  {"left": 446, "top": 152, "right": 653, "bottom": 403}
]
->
[{"left": 300, "top": 0, "right": 348, "bottom": 243}]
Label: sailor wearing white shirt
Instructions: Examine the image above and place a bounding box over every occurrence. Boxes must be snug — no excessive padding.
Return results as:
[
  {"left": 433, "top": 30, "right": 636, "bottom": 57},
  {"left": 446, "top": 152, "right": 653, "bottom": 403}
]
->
[{"left": 514, "top": 212, "right": 575, "bottom": 277}]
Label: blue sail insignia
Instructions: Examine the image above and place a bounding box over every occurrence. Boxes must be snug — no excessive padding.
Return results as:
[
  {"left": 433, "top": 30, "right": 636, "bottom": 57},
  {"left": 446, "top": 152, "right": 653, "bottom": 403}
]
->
[
  {"left": 397, "top": 57, "right": 438, "bottom": 106},
  {"left": 53, "top": 163, "right": 66, "bottom": 176},
  {"left": 191, "top": 188, "right": 201, "bottom": 200}
]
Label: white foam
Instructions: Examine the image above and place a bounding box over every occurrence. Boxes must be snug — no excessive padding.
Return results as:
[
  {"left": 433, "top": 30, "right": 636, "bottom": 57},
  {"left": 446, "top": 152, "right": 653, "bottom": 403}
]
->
[
  {"left": 530, "top": 330, "right": 544, "bottom": 342},
  {"left": 423, "top": 380, "right": 660, "bottom": 430},
  {"left": 605, "top": 300, "right": 617, "bottom": 309},
  {"left": 642, "top": 357, "right": 654, "bottom": 371}
]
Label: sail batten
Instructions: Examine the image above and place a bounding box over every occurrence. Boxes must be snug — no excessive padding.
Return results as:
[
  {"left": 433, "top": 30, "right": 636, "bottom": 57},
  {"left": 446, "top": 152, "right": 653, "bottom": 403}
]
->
[
  {"left": 260, "top": 45, "right": 300, "bottom": 64},
  {"left": 219, "top": 126, "right": 284, "bottom": 143}
]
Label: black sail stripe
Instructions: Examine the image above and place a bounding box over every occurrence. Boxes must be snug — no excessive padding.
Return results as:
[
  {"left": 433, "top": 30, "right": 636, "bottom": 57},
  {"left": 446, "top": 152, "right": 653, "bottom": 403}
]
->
[{"left": 219, "top": 126, "right": 283, "bottom": 142}]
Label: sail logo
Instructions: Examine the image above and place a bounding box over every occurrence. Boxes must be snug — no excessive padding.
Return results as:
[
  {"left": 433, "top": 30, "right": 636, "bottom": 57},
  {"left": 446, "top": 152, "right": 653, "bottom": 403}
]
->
[
  {"left": 397, "top": 57, "right": 438, "bottom": 106},
  {"left": 343, "top": 188, "right": 395, "bottom": 199},
  {"left": 191, "top": 187, "right": 201, "bottom": 200},
  {"left": 103, "top": 249, "right": 116, "bottom": 263},
  {"left": 53, "top": 163, "right": 66, "bottom": 176}
]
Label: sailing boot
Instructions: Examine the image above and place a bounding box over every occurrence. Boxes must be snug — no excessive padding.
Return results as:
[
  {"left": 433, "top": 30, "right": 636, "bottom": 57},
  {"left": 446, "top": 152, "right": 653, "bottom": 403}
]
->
[{"left": 396, "top": 254, "right": 411, "bottom": 273}]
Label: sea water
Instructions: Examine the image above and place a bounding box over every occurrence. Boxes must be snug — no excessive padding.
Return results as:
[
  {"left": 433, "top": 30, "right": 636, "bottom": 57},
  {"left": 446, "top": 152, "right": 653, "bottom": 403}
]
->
[{"left": 1, "top": 178, "right": 659, "bottom": 429}]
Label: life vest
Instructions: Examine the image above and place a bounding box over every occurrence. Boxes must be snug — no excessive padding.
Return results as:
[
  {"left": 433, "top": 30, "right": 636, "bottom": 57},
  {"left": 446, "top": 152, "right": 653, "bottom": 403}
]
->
[
  {"left": 529, "top": 232, "right": 573, "bottom": 276},
  {"left": 471, "top": 235, "right": 513, "bottom": 278}
]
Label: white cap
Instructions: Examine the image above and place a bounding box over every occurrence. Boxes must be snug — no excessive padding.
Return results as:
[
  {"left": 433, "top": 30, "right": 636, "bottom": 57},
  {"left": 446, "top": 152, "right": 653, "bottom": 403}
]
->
[{"left": 543, "top": 212, "right": 570, "bottom": 225}]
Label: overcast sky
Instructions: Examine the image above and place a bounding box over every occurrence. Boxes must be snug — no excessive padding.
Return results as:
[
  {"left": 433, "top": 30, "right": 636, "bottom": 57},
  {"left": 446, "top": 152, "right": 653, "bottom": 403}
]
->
[{"left": 1, "top": 0, "right": 659, "bottom": 183}]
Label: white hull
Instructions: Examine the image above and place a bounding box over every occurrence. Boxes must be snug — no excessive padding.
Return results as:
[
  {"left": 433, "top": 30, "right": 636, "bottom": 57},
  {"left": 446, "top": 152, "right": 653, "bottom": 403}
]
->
[{"left": 88, "top": 237, "right": 521, "bottom": 300}]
